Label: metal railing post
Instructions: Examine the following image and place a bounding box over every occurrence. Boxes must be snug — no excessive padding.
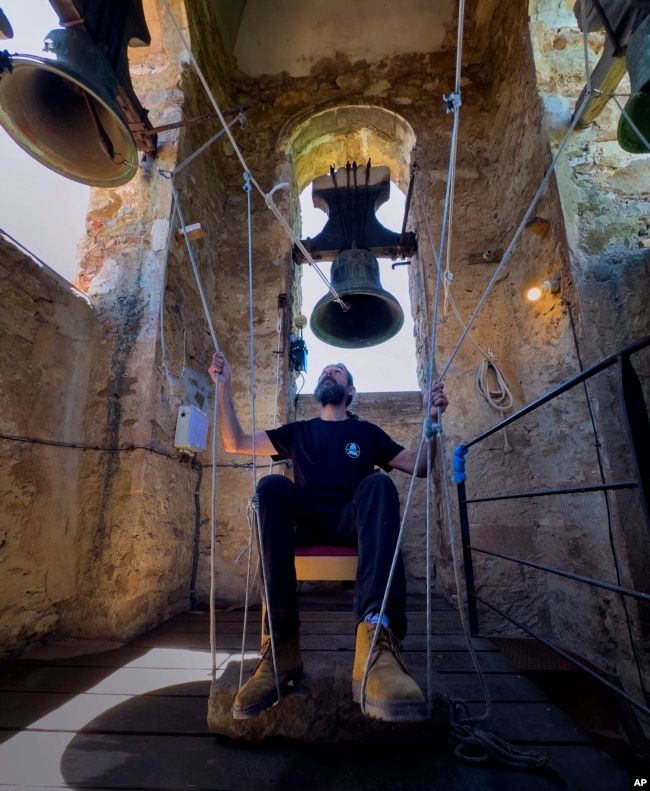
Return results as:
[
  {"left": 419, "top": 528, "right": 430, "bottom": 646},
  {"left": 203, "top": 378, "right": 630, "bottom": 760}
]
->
[
  {"left": 619, "top": 352, "right": 650, "bottom": 535},
  {"left": 457, "top": 478, "right": 479, "bottom": 634}
]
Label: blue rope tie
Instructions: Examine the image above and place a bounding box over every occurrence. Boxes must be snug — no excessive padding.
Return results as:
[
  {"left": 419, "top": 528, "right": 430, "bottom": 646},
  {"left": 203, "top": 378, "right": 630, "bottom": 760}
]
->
[{"left": 453, "top": 444, "right": 469, "bottom": 483}]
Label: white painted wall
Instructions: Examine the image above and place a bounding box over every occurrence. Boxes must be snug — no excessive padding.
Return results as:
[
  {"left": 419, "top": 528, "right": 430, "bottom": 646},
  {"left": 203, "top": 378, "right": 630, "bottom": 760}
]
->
[{"left": 234, "top": 0, "right": 454, "bottom": 76}]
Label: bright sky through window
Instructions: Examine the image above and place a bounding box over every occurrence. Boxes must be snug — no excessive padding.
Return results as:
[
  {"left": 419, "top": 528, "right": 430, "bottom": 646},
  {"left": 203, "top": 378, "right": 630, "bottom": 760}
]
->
[
  {"left": 299, "top": 185, "right": 418, "bottom": 393},
  {"left": 0, "top": 1, "right": 89, "bottom": 281}
]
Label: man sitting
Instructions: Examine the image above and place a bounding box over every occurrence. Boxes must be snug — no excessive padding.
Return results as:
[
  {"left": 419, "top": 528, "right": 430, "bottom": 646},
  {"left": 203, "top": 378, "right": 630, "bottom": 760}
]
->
[{"left": 208, "top": 352, "right": 447, "bottom": 722}]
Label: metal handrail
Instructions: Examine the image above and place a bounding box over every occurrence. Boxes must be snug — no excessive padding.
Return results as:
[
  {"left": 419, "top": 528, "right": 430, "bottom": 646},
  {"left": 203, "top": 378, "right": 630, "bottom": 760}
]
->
[
  {"left": 455, "top": 334, "right": 650, "bottom": 717},
  {"left": 474, "top": 594, "right": 650, "bottom": 716}
]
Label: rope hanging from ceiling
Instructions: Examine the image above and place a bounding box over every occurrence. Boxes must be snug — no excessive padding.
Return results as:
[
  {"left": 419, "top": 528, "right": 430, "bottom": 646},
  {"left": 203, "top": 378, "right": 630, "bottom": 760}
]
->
[{"left": 154, "top": 0, "right": 625, "bottom": 773}]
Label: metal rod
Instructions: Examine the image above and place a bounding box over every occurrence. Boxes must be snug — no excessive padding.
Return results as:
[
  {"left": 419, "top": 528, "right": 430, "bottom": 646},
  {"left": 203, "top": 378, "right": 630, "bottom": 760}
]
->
[
  {"left": 456, "top": 479, "right": 479, "bottom": 634},
  {"left": 469, "top": 545, "right": 650, "bottom": 603},
  {"left": 473, "top": 594, "right": 650, "bottom": 717},
  {"left": 139, "top": 106, "right": 249, "bottom": 135},
  {"left": 463, "top": 335, "right": 650, "bottom": 449},
  {"left": 461, "top": 481, "right": 638, "bottom": 504},
  {"left": 400, "top": 163, "right": 417, "bottom": 237}
]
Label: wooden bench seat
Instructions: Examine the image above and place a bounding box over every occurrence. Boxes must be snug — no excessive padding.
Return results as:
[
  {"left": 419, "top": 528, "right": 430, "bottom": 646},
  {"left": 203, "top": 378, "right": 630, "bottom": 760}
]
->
[{"left": 261, "top": 546, "right": 358, "bottom": 642}]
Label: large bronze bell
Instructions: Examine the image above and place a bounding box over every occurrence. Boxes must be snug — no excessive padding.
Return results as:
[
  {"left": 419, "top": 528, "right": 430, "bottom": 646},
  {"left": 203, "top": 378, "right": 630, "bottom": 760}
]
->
[
  {"left": 618, "top": 15, "right": 650, "bottom": 154},
  {"left": 0, "top": 27, "right": 138, "bottom": 186},
  {"left": 310, "top": 248, "right": 404, "bottom": 349}
]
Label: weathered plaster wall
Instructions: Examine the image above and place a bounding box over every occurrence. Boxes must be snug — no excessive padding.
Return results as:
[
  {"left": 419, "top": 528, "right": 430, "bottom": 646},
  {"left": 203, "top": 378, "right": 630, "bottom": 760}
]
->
[
  {"left": 0, "top": 240, "right": 99, "bottom": 660},
  {"left": 54, "top": 0, "right": 206, "bottom": 641},
  {"left": 233, "top": 0, "right": 455, "bottom": 78}
]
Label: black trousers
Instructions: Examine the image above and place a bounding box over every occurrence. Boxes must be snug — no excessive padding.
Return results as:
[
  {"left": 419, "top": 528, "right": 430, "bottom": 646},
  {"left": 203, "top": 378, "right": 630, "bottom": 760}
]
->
[{"left": 255, "top": 473, "right": 407, "bottom": 640}]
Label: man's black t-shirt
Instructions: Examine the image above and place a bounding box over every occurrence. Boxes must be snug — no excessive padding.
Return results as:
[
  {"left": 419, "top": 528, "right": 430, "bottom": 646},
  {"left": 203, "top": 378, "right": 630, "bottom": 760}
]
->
[{"left": 266, "top": 416, "right": 404, "bottom": 518}]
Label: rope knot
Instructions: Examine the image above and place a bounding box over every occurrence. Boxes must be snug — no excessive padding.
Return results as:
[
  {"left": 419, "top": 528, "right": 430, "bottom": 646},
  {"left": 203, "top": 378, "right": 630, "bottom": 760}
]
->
[
  {"left": 423, "top": 417, "right": 442, "bottom": 442},
  {"left": 264, "top": 181, "right": 289, "bottom": 206},
  {"left": 243, "top": 170, "right": 252, "bottom": 193},
  {"left": 443, "top": 91, "right": 462, "bottom": 113}
]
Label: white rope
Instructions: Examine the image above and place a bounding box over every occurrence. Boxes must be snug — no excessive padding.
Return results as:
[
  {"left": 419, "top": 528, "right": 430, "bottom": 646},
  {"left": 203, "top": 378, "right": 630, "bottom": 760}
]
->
[
  {"left": 414, "top": 178, "right": 522, "bottom": 772},
  {"left": 158, "top": 203, "right": 180, "bottom": 390},
  {"left": 407, "top": 3, "right": 552, "bottom": 772},
  {"left": 270, "top": 307, "right": 283, "bottom": 471},
  {"left": 475, "top": 350, "right": 513, "bottom": 453},
  {"left": 438, "top": 88, "right": 593, "bottom": 381},
  {"left": 361, "top": 0, "right": 468, "bottom": 708},
  {"left": 160, "top": 0, "right": 346, "bottom": 309},
  {"left": 407, "top": 12, "right": 600, "bottom": 776},
  {"left": 159, "top": 174, "right": 223, "bottom": 679},
  {"left": 244, "top": 170, "right": 258, "bottom": 487},
  {"left": 156, "top": 3, "right": 351, "bottom": 699},
  {"left": 163, "top": 175, "right": 219, "bottom": 350},
  {"left": 411, "top": 90, "right": 521, "bottom": 759},
  {"left": 263, "top": 188, "right": 347, "bottom": 304},
  {"left": 238, "top": 498, "right": 256, "bottom": 689},
  {"left": 430, "top": 97, "right": 462, "bottom": 387},
  {"left": 173, "top": 114, "right": 244, "bottom": 176},
  {"left": 359, "top": 437, "right": 428, "bottom": 712},
  {"left": 240, "top": 171, "right": 282, "bottom": 701},
  {"left": 155, "top": 4, "right": 328, "bottom": 698},
  {"left": 209, "top": 380, "right": 219, "bottom": 682},
  {"left": 425, "top": 442, "right": 434, "bottom": 707}
]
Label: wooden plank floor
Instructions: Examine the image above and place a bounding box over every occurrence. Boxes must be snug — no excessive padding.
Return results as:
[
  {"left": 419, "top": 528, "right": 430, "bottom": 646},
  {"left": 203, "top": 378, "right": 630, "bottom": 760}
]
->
[{"left": 0, "top": 591, "right": 630, "bottom": 791}]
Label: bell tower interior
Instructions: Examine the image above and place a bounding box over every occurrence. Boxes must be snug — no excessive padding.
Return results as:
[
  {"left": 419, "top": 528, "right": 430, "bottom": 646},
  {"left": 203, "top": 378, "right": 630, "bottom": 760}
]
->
[{"left": 0, "top": 0, "right": 648, "bottom": 752}]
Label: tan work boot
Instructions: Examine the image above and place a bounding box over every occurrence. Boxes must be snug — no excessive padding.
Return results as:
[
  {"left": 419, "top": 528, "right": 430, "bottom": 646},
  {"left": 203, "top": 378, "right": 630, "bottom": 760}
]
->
[
  {"left": 352, "top": 621, "right": 428, "bottom": 722},
  {"left": 232, "top": 632, "right": 303, "bottom": 719}
]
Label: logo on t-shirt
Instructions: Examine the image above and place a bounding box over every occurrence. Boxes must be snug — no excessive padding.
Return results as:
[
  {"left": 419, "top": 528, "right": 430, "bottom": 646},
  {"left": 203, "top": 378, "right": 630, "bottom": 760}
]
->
[{"left": 345, "top": 442, "right": 361, "bottom": 459}]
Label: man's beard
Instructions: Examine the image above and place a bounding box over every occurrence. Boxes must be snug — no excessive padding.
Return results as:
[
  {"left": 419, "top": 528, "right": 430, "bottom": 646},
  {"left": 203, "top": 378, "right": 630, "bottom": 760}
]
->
[{"left": 314, "top": 378, "right": 347, "bottom": 407}]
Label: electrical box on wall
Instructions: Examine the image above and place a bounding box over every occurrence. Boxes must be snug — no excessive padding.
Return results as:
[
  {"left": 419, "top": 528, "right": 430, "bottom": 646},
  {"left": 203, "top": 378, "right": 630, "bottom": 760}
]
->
[{"left": 174, "top": 405, "right": 209, "bottom": 454}]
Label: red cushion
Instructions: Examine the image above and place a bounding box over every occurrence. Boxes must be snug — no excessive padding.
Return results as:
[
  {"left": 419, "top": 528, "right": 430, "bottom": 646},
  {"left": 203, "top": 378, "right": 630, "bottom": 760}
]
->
[{"left": 295, "top": 545, "right": 358, "bottom": 557}]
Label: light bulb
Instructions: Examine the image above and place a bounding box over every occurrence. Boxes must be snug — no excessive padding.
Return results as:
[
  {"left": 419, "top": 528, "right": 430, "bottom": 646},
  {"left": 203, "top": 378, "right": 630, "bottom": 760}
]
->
[{"left": 526, "top": 278, "right": 560, "bottom": 303}]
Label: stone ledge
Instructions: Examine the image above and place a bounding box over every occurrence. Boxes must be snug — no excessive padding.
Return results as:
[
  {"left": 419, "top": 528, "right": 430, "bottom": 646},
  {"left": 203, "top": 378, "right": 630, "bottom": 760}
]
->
[{"left": 208, "top": 652, "right": 449, "bottom": 744}]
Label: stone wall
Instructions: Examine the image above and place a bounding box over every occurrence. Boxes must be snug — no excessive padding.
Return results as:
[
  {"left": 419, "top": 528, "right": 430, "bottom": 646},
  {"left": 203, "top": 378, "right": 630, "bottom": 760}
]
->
[
  {"left": 529, "top": 0, "right": 650, "bottom": 700},
  {"left": 0, "top": 239, "right": 99, "bottom": 660}
]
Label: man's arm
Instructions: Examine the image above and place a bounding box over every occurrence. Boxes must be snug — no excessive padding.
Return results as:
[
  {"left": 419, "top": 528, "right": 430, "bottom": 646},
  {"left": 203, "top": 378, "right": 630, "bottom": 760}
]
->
[
  {"left": 388, "top": 381, "right": 448, "bottom": 478},
  {"left": 208, "top": 352, "right": 276, "bottom": 456}
]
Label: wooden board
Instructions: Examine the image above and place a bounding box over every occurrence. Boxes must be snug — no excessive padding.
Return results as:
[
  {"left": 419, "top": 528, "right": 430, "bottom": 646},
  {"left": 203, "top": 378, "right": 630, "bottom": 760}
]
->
[{"left": 0, "top": 595, "right": 632, "bottom": 791}]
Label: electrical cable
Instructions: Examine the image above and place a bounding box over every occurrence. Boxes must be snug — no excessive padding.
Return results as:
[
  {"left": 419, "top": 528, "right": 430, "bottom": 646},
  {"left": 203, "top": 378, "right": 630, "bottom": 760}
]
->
[{"left": 0, "top": 431, "right": 256, "bottom": 468}]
